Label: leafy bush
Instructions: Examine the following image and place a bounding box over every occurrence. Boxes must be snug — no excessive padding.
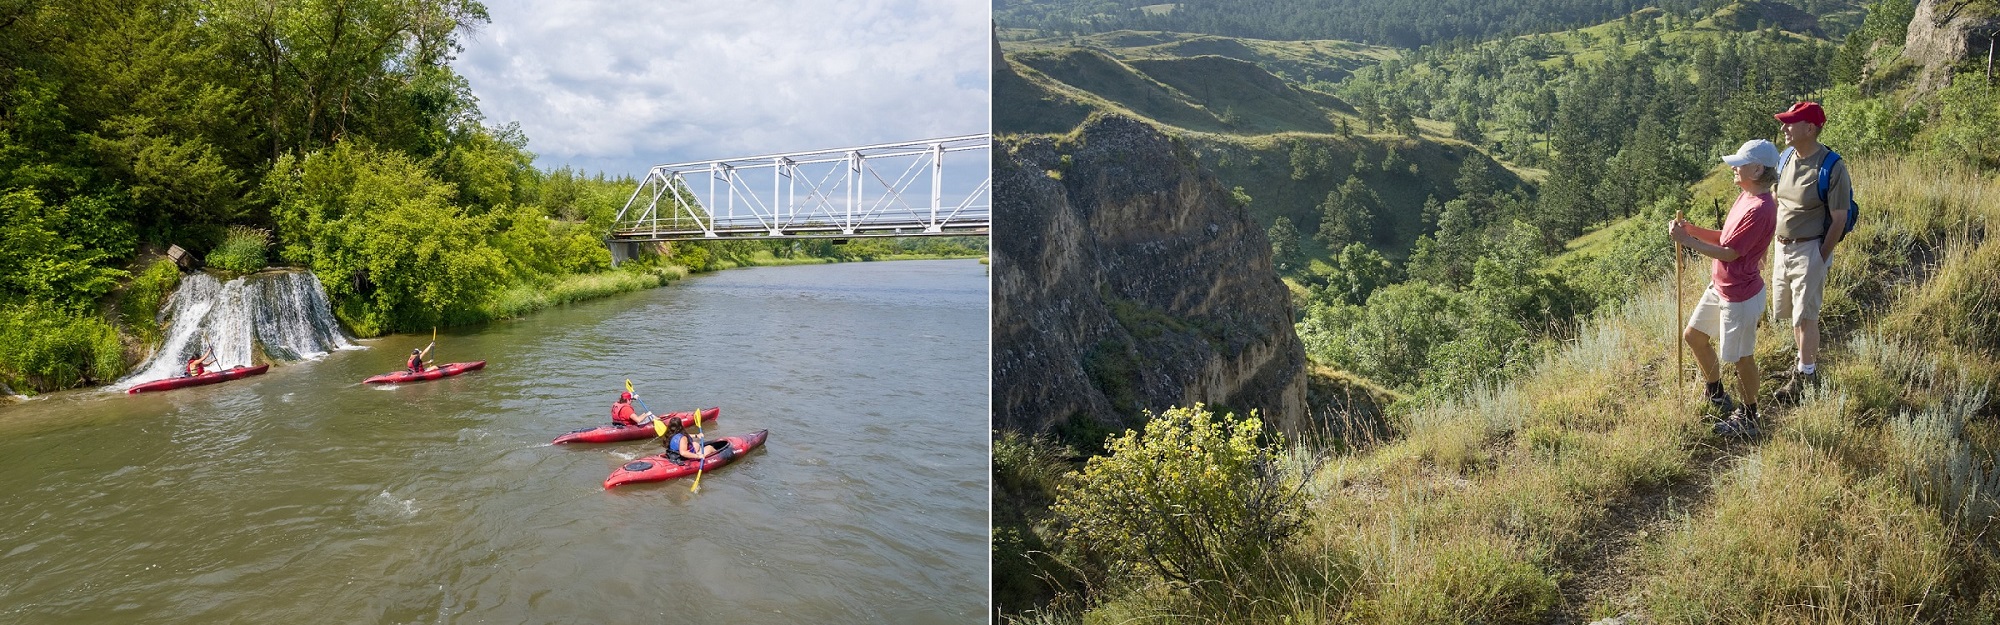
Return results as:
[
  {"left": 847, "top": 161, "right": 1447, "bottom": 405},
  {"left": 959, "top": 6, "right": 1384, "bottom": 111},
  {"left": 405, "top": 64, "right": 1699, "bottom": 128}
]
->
[
  {"left": 120, "top": 259, "right": 182, "bottom": 339},
  {"left": 668, "top": 243, "right": 713, "bottom": 272},
  {"left": 0, "top": 190, "right": 128, "bottom": 311},
  {"left": 0, "top": 304, "right": 125, "bottom": 391},
  {"left": 205, "top": 226, "right": 269, "bottom": 273},
  {"left": 1049, "top": 405, "right": 1314, "bottom": 607},
  {"left": 264, "top": 142, "right": 508, "bottom": 333}
]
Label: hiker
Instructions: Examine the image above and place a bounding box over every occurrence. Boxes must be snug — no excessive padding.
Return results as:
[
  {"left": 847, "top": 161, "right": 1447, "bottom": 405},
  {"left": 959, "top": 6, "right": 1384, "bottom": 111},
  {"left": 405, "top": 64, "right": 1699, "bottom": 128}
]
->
[
  {"left": 1769, "top": 101, "right": 1852, "bottom": 404},
  {"left": 406, "top": 344, "right": 434, "bottom": 374},
  {"left": 184, "top": 348, "right": 215, "bottom": 378},
  {"left": 662, "top": 419, "right": 728, "bottom": 463},
  {"left": 611, "top": 391, "right": 654, "bottom": 427},
  {"left": 1671, "top": 139, "right": 1780, "bottom": 438}
]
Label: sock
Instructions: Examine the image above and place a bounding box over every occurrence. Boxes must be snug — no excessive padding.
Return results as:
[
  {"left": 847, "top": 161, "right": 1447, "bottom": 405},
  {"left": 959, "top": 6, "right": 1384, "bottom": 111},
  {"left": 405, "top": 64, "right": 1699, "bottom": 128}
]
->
[
  {"left": 1705, "top": 380, "right": 1725, "bottom": 398},
  {"left": 1800, "top": 363, "right": 1817, "bottom": 375}
]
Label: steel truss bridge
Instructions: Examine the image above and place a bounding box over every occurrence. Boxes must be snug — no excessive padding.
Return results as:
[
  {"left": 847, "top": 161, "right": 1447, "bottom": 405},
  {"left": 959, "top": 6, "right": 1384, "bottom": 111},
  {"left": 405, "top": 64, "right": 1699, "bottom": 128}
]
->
[{"left": 608, "top": 135, "right": 991, "bottom": 246}]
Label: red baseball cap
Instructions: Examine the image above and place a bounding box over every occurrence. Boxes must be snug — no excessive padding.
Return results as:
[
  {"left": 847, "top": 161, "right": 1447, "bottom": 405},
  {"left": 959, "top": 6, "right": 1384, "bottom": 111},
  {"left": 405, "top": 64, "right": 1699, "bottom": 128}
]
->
[
  {"left": 1774, "top": 101, "right": 1825, "bottom": 126},
  {"left": 620, "top": 391, "right": 632, "bottom": 401}
]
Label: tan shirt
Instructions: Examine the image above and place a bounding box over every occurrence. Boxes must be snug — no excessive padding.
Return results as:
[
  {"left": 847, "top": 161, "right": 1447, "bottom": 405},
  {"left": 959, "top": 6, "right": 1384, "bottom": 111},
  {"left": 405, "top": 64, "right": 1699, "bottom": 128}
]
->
[{"left": 1773, "top": 144, "right": 1853, "bottom": 240}]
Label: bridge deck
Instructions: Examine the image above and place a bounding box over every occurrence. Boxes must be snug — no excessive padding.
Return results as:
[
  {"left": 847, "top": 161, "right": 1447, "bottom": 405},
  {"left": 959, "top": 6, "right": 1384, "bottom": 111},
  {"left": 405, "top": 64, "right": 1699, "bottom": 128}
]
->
[{"left": 609, "top": 135, "right": 991, "bottom": 244}]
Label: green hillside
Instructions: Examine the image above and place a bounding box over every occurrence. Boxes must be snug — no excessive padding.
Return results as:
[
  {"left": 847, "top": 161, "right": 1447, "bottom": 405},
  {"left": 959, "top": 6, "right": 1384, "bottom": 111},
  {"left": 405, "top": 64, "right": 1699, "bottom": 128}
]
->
[
  {"left": 1003, "top": 30, "right": 1398, "bottom": 85},
  {"left": 997, "top": 32, "right": 1519, "bottom": 276},
  {"left": 1126, "top": 56, "right": 1340, "bottom": 133},
  {"left": 1008, "top": 48, "right": 1229, "bottom": 131},
  {"left": 998, "top": 0, "right": 2000, "bottom": 621}
]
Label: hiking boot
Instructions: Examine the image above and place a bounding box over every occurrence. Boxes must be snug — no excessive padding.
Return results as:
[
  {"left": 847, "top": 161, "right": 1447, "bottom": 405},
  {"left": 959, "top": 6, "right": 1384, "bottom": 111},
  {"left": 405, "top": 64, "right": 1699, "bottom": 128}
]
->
[
  {"left": 1714, "top": 409, "right": 1762, "bottom": 440},
  {"left": 1774, "top": 369, "right": 1819, "bottom": 405},
  {"left": 1704, "top": 388, "right": 1735, "bottom": 418}
]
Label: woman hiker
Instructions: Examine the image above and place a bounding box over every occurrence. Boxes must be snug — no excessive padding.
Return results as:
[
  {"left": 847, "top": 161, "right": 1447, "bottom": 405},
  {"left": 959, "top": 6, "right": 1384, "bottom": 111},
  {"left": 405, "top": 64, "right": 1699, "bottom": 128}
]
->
[{"left": 1670, "top": 138, "right": 1780, "bottom": 439}]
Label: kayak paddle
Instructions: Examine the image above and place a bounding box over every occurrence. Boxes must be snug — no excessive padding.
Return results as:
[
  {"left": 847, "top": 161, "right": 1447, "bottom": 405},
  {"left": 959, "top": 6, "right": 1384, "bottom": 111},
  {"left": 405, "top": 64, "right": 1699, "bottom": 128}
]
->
[{"left": 626, "top": 379, "right": 710, "bottom": 492}]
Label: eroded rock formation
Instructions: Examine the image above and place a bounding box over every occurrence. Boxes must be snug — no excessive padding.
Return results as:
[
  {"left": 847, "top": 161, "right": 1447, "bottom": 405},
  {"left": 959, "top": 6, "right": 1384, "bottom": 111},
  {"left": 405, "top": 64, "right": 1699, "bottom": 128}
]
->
[{"left": 993, "top": 115, "right": 1309, "bottom": 438}]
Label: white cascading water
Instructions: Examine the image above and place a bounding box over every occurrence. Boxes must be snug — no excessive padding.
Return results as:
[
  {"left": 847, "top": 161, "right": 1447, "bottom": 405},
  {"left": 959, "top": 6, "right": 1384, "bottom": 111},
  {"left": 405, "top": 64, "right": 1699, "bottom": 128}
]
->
[{"left": 115, "top": 270, "right": 359, "bottom": 389}]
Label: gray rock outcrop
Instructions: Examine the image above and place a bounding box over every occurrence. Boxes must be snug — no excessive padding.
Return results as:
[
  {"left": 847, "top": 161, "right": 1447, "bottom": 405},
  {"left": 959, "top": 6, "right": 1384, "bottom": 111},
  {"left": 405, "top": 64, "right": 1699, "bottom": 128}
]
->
[
  {"left": 1903, "top": 0, "right": 2000, "bottom": 93},
  {"left": 992, "top": 115, "right": 1308, "bottom": 438}
]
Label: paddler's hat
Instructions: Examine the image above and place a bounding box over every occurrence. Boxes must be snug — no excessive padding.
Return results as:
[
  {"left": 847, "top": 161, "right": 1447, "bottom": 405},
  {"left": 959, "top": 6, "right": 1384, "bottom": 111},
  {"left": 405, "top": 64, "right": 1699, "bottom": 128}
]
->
[{"left": 620, "top": 391, "right": 633, "bottom": 401}]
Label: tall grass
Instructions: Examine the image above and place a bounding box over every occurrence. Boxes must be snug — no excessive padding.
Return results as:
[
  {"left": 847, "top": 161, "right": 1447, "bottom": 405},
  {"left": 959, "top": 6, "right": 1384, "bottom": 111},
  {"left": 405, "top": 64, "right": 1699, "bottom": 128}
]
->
[
  {"left": 205, "top": 226, "right": 269, "bottom": 274},
  {"left": 479, "top": 266, "right": 683, "bottom": 321},
  {"left": 1624, "top": 157, "right": 2000, "bottom": 621}
]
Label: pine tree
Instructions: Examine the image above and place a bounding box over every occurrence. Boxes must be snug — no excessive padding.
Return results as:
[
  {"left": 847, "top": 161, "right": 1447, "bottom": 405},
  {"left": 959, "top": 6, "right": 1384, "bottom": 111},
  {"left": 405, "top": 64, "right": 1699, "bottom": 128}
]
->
[{"left": 1268, "top": 216, "right": 1302, "bottom": 271}]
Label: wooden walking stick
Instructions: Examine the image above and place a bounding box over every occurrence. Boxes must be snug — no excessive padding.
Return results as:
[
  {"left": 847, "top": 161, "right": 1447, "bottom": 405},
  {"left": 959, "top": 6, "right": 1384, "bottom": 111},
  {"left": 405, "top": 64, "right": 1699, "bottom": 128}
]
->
[{"left": 1675, "top": 210, "right": 1685, "bottom": 402}]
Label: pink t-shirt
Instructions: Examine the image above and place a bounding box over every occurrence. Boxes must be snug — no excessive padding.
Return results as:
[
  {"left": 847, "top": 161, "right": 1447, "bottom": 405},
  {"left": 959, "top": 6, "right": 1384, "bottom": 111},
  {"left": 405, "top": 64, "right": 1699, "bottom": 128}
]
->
[{"left": 1713, "top": 190, "right": 1777, "bottom": 302}]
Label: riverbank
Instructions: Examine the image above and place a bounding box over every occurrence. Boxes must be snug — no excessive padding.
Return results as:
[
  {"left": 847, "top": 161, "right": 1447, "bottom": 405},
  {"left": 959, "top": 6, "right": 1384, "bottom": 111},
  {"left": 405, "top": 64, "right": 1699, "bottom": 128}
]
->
[
  {"left": 706, "top": 249, "right": 988, "bottom": 270},
  {"left": 3, "top": 249, "right": 984, "bottom": 396}
]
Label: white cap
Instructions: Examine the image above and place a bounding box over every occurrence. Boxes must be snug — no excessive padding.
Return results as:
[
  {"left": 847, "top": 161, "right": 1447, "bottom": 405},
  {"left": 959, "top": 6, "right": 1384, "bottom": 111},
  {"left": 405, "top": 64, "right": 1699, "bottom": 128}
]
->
[{"left": 1721, "top": 139, "right": 1781, "bottom": 169}]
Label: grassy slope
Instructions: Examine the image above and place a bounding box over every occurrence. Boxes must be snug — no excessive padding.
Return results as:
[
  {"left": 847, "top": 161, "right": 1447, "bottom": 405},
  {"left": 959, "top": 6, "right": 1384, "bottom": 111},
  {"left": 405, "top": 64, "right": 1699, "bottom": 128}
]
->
[
  {"left": 1056, "top": 153, "right": 2000, "bottom": 623},
  {"left": 1002, "top": 30, "right": 1397, "bottom": 86},
  {"left": 997, "top": 38, "right": 1520, "bottom": 269}
]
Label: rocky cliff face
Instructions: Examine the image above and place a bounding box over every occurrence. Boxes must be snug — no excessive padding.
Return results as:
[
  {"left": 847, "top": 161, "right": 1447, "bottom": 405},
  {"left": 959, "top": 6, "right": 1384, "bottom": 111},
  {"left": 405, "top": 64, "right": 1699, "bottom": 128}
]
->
[
  {"left": 993, "top": 115, "right": 1308, "bottom": 438},
  {"left": 1904, "top": 0, "right": 2000, "bottom": 93}
]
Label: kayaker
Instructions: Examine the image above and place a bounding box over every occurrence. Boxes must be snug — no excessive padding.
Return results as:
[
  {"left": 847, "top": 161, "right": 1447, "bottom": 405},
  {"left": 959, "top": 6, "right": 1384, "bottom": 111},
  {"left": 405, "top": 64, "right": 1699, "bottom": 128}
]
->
[
  {"left": 183, "top": 349, "right": 214, "bottom": 378},
  {"left": 611, "top": 391, "right": 654, "bottom": 427},
  {"left": 663, "top": 419, "right": 723, "bottom": 463},
  {"left": 406, "top": 344, "right": 434, "bottom": 374}
]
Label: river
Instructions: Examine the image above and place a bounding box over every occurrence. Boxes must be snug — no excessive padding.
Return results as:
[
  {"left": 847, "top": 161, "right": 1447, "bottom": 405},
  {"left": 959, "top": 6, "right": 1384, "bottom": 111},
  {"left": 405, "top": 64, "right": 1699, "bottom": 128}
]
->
[{"left": 0, "top": 260, "right": 989, "bottom": 623}]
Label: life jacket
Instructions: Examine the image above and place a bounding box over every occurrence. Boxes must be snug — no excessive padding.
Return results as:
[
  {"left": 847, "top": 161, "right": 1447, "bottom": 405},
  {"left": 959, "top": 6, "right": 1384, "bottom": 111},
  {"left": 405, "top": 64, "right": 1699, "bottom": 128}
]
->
[
  {"left": 1780, "top": 146, "right": 1859, "bottom": 239},
  {"left": 407, "top": 354, "right": 423, "bottom": 372},
  {"left": 611, "top": 401, "right": 638, "bottom": 426},
  {"left": 667, "top": 433, "right": 690, "bottom": 460},
  {"left": 186, "top": 359, "right": 205, "bottom": 377}
]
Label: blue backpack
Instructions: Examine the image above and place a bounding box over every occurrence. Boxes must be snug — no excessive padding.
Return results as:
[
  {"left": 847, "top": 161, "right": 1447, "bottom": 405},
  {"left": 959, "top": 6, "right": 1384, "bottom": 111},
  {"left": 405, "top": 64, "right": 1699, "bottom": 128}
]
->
[{"left": 1780, "top": 146, "right": 1858, "bottom": 239}]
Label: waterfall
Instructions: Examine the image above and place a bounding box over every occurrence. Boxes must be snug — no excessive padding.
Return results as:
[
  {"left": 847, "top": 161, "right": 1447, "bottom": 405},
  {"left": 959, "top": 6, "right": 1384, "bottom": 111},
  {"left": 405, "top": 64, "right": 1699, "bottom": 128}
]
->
[{"left": 115, "top": 270, "right": 359, "bottom": 389}]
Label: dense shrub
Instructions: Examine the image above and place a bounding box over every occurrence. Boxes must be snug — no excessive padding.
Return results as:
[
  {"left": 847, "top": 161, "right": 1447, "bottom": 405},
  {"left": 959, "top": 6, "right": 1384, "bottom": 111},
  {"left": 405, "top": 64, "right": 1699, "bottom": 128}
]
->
[
  {"left": 0, "top": 190, "right": 128, "bottom": 311},
  {"left": 1049, "top": 405, "right": 1313, "bottom": 606},
  {"left": 264, "top": 141, "right": 508, "bottom": 333},
  {"left": 0, "top": 304, "right": 125, "bottom": 391},
  {"left": 120, "top": 259, "right": 182, "bottom": 339}
]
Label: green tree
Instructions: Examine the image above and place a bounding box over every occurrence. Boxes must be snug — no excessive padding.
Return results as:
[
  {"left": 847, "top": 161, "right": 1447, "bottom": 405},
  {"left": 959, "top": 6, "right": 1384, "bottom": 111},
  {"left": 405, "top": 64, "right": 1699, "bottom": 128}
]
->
[
  {"left": 1327, "top": 242, "right": 1393, "bottom": 305},
  {"left": 1267, "top": 216, "right": 1302, "bottom": 271},
  {"left": 1316, "top": 175, "right": 1380, "bottom": 250}
]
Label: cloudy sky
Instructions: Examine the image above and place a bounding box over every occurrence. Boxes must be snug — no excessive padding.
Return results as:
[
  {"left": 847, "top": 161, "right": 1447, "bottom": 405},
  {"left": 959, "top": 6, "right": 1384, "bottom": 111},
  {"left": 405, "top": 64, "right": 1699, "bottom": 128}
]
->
[{"left": 453, "top": 0, "right": 990, "bottom": 177}]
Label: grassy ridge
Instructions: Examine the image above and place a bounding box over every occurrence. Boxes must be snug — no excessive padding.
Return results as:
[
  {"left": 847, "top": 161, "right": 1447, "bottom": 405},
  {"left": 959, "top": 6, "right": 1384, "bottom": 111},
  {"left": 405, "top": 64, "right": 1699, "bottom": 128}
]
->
[
  {"left": 1325, "top": 156, "right": 2000, "bottom": 622},
  {"left": 1013, "top": 156, "right": 2000, "bottom": 622}
]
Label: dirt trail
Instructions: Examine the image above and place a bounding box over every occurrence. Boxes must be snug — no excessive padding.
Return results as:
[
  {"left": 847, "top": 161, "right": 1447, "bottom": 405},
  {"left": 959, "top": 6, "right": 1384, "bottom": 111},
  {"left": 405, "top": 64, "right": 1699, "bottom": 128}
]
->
[{"left": 1551, "top": 433, "right": 1751, "bottom": 624}]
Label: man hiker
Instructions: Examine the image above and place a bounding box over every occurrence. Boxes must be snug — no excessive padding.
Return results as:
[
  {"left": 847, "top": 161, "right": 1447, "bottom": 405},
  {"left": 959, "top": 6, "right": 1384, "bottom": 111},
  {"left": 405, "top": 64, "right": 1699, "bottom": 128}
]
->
[
  {"left": 1769, "top": 101, "right": 1851, "bottom": 404},
  {"left": 1673, "top": 139, "right": 1780, "bottom": 438}
]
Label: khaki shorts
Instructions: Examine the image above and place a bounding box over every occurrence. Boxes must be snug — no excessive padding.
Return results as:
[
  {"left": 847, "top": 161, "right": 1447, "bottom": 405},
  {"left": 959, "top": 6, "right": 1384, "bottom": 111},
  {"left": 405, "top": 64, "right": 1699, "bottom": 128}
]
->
[
  {"left": 1770, "top": 240, "right": 1827, "bottom": 326},
  {"left": 1688, "top": 286, "right": 1766, "bottom": 363}
]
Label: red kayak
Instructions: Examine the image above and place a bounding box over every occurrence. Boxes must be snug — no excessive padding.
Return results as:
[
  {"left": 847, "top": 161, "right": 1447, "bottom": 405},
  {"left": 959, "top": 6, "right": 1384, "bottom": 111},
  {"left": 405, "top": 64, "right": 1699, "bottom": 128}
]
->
[
  {"left": 363, "top": 361, "right": 486, "bottom": 384},
  {"left": 551, "top": 407, "right": 721, "bottom": 444},
  {"left": 125, "top": 365, "right": 271, "bottom": 394},
  {"left": 604, "top": 429, "right": 768, "bottom": 489}
]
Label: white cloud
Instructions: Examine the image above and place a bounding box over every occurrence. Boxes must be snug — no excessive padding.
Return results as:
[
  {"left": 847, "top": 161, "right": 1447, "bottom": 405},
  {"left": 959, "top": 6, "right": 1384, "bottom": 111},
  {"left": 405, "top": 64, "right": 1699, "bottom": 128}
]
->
[{"left": 452, "top": 0, "right": 991, "bottom": 177}]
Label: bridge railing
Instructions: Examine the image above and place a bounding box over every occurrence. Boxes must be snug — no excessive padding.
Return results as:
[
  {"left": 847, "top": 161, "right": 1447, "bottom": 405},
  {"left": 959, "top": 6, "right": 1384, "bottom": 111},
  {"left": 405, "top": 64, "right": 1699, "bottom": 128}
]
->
[{"left": 611, "top": 135, "right": 991, "bottom": 241}]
